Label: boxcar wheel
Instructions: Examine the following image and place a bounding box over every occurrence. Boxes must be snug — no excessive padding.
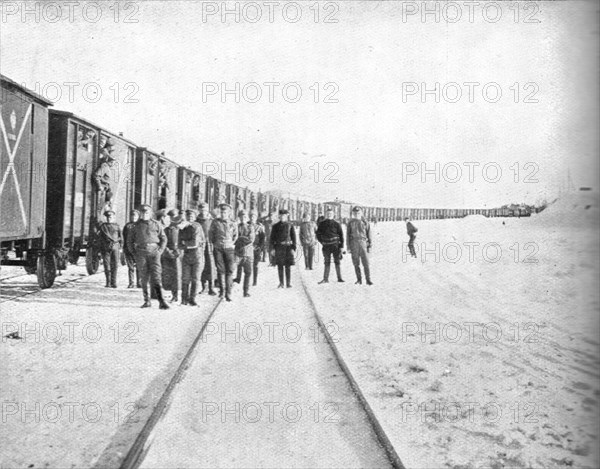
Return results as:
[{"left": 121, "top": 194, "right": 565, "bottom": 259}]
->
[
  {"left": 37, "top": 254, "right": 57, "bottom": 289},
  {"left": 86, "top": 248, "right": 100, "bottom": 275}
]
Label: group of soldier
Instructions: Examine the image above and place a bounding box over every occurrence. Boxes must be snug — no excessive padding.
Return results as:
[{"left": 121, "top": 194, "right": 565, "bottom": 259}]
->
[{"left": 96, "top": 203, "right": 389, "bottom": 309}]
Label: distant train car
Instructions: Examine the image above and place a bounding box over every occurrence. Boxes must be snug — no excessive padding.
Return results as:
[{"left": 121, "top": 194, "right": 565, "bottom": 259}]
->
[
  {"left": 0, "top": 76, "right": 53, "bottom": 286},
  {"left": 46, "top": 110, "right": 137, "bottom": 276}
]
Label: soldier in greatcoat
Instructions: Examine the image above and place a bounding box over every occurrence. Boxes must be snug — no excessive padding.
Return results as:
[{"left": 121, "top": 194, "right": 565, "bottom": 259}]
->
[
  {"left": 162, "top": 209, "right": 183, "bottom": 303},
  {"left": 250, "top": 210, "right": 265, "bottom": 286},
  {"left": 122, "top": 209, "right": 141, "bottom": 288},
  {"left": 346, "top": 206, "right": 373, "bottom": 285},
  {"left": 98, "top": 210, "right": 122, "bottom": 288},
  {"left": 316, "top": 207, "right": 345, "bottom": 284},
  {"left": 179, "top": 209, "right": 205, "bottom": 306},
  {"left": 127, "top": 205, "right": 170, "bottom": 309},
  {"left": 299, "top": 212, "right": 318, "bottom": 270},
  {"left": 208, "top": 203, "right": 238, "bottom": 302},
  {"left": 197, "top": 202, "right": 217, "bottom": 296},
  {"left": 269, "top": 209, "right": 297, "bottom": 288},
  {"left": 233, "top": 210, "right": 256, "bottom": 297}
]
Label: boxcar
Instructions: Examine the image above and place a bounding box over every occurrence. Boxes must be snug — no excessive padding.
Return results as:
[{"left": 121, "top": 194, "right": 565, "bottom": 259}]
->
[
  {"left": 47, "top": 110, "right": 137, "bottom": 276},
  {"left": 0, "top": 75, "right": 53, "bottom": 286},
  {"left": 134, "top": 148, "right": 179, "bottom": 213},
  {"left": 177, "top": 166, "right": 207, "bottom": 212}
]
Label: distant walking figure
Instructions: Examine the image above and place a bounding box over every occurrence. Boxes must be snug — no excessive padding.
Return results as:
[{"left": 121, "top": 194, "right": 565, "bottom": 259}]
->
[{"left": 405, "top": 217, "right": 418, "bottom": 258}]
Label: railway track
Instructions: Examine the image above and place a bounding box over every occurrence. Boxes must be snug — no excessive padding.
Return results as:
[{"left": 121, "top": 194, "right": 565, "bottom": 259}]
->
[
  {"left": 0, "top": 269, "right": 92, "bottom": 304},
  {"left": 118, "top": 268, "right": 405, "bottom": 469}
]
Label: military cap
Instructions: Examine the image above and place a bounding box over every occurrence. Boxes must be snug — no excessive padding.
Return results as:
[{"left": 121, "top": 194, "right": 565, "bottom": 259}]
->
[
  {"left": 155, "top": 209, "right": 167, "bottom": 219},
  {"left": 352, "top": 206, "right": 362, "bottom": 212},
  {"left": 279, "top": 209, "right": 289, "bottom": 215},
  {"left": 140, "top": 204, "right": 153, "bottom": 211},
  {"left": 167, "top": 209, "right": 179, "bottom": 218},
  {"left": 104, "top": 209, "right": 115, "bottom": 216},
  {"left": 185, "top": 209, "right": 198, "bottom": 216},
  {"left": 198, "top": 202, "right": 209, "bottom": 209},
  {"left": 130, "top": 209, "right": 140, "bottom": 216},
  {"left": 219, "top": 203, "right": 232, "bottom": 210}
]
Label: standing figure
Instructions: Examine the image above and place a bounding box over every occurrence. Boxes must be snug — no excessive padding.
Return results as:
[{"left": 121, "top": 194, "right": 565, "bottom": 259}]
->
[
  {"left": 208, "top": 203, "right": 238, "bottom": 302},
  {"left": 250, "top": 210, "right": 265, "bottom": 286},
  {"left": 405, "top": 217, "right": 418, "bottom": 258},
  {"left": 127, "top": 204, "right": 170, "bottom": 309},
  {"left": 299, "top": 212, "right": 318, "bottom": 270},
  {"left": 99, "top": 210, "right": 122, "bottom": 288},
  {"left": 261, "top": 212, "right": 275, "bottom": 266},
  {"left": 269, "top": 209, "right": 297, "bottom": 288},
  {"left": 197, "top": 203, "right": 217, "bottom": 296},
  {"left": 122, "top": 209, "right": 141, "bottom": 288},
  {"left": 347, "top": 206, "right": 373, "bottom": 285},
  {"left": 316, "top": 207, "right": 345, "bottom": 284},
  {"left": 162, "top": 209, "right": 183, "bottom": 303},
  {"left": 233, "top": 210, "right": 256, "bottom": 297},
  {"left": 179, "top": 209, "right": 206, "bottom": 306}
]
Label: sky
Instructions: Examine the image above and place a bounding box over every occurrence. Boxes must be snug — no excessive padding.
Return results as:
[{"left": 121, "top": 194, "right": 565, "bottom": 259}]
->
[{"left": 1, "top": 0, "right": 598, "bottom": 208}]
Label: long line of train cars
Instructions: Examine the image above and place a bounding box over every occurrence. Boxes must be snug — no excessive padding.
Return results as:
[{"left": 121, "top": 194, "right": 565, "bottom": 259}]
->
[{"left": 0, "top": 76, "right": 529, "bottom": 288}]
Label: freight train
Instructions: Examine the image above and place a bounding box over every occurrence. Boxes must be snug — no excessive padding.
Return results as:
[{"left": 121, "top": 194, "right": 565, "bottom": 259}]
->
[{"left": 0, "top": 76, "right": 527, "bottom": 288}]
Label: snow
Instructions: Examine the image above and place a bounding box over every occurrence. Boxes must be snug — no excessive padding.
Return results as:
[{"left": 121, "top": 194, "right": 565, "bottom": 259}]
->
[{"left": 301, "top": 192, "right": 599, "bottom": 468}]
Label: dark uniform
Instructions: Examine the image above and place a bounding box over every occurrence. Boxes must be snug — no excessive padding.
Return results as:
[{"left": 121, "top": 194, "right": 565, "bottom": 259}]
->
[
  {"left": 162, "top": 212, "right": 182, "bottom": 301},
  {"left": 251, "top": 220, "right": 266, "bottom": 286},
  {"left": 316, "top": 214, "right": 345, "bottom": 283},
  {"left": 299, "top": 219, "right": 318, "bottom": 270},
  {"left": 179, "top": 213, "right": 206, "bottom": 305},
  {"left": 208, "top": 209, "right": 238, "bottom": 300},
  {"left": 406, "top": 220, "right": 418, "bottom": 258},
  {"left": 347, "top": 211, "right": 372, "bottom": 285},
  {"left": 123, "top": 215, "right": 141, "bottom": 288},
  {"left": 234, "top": 218, "right": 256, "bottom": 297},
  {"left": 98, "top": 212, "right": 122, "bottom": 288},
  {"left": 269, "top": 213, "right": 297, "bottom": 288},
  {"left": 127, "top": 208, "right": 169, "bottom": 309}
]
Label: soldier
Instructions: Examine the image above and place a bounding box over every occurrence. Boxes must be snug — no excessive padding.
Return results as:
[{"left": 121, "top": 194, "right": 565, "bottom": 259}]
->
[
  {"left": 269, "top": 209, "right": 297, "bottom": 288},
  {"left": 208, "top": 203, "right": 238, "bottom": 302},
  {"left": 261, "top": 212, "right": 275, "bottom": 266},
  {"left": 250, "top": 210, "right": 265, "bottom": 286},
  {"left": 299, "top": 212, "right": 318, "bottom": 270},
  {"left": 347, "top": 206, "right": 373, "bottom": 285},
  {"left": 127, "top": 204, "right": 170, "bottom": 309},
  {"left": 99, "top": 210, "right": 122, "bottom": 288},
  {"left": 405, "top": 217, "right": 418, "bottom": 258},
  {"left": 233, "top": 210, "right": 256, "bottom": 297},
  {"left": 122, "top": 209, "right": 141, "bottom": 288},
  {"left": 162, "top": 209, "right": 183, "bottom": 303},
  {"left": 316, "top": 207, "right": 345, "bottom": 284},
  {"left": 197, "top": 203, "right": 217, "bottom": 296},
  {"left": 179, "top": 209, "right": 206, "bottom": 306}
]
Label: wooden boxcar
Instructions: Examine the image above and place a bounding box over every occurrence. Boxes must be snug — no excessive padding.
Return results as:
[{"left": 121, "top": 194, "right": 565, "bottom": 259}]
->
[
  {"left": 134, "top": 148, "right": 178, "bottom": 212},
  {"left": 0, "top": 75, "right": 53, "bottom": 286},
  {"left": 47, "top": 110, "right": 137, "bottom": 276}
]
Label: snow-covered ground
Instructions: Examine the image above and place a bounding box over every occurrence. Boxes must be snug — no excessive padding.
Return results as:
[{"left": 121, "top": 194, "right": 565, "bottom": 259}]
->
[{"left": 302, "top": 191, "right": 600, "bottom": 468}]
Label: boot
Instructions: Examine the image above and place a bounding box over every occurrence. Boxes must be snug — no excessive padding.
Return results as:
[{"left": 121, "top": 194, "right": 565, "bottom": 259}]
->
[
  {"left": 111, "top": 269, "right": 118, "bottom": 288},
  {"left": 354, "top": 265, "right": 362, "bottom": 285},
  {"left": 319, "top": 264, "right": 330, "bottom": 284},
  {"left": 128, "top": 269, "right": 135, "bottom": 288},
  {"left": 188, "top": 281, "right": 198, "bottom": 306},
  {"left": 243, "top": 273, "right": 251, "bottom": 297},
  {"left": 141, "top": 289, "right": 151, "bottom": 308},
  {"left": 170, "top": 290, "right": 179, "bottom": 303},
  {"left": 218, "top": 275, "right": 224, "bottom": 298},
  {"left": 364, "top": 263, "right": 372, "bottom": 285},
  {"left": 207, "top": 280, "right": 217, "bottom": 296},
  {"left": 155, "top": 286, "right": 170, "bottom": 310},
  {"left": 105, "top": 273, "right": 111, "bottom": 288},
  {"left": 252, "top": 264, "right": 258, "bottom": 287},
  {"left": 285, "top": 266, "right": 292, "bottom": 288},
  {"left": 200, "top": 281, "right": 206, "bottom": 294},
  {"left": 335, "top": 264, "right": 344, "bottom": 282},
  {"left": 277, "top": 265, "right": 284, "bottom": 288},
  {"left": 225, "top": 274, "right": 233, "bottom": 302}
]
